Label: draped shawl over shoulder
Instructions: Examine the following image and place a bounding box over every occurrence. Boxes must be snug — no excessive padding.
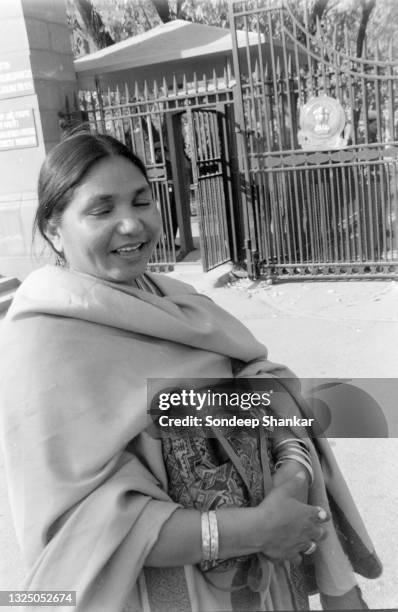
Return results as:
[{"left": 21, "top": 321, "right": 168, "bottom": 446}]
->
[{"left": 0, "top": 266, "right": 381, "bottom": 611}]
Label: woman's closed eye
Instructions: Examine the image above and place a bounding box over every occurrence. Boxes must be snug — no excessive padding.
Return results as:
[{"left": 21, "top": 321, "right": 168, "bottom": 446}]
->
[
  {"left": 133, "top": 186, "right": 153, "bottom": 207},
  {"left": 134, "top": 199, "right": 152, "bottom": 207},
  {"left": 89, "top": 207, "right": 113, "bottom": 216},
  {"left": 133, "top": 194, "right": 153, "bottom": 207}
]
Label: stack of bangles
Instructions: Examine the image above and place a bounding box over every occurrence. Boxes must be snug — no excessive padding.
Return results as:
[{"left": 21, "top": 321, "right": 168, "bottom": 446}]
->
[
  {"left": 273, "top": 438, "right": 314, "bottom": 485},
  {"left": 201, "top": 510, "right": 219, "bottom": 562}
]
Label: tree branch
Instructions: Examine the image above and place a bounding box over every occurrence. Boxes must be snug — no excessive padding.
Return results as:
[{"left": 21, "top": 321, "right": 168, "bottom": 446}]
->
[
  {"left": 175, "top": 0, "right": 184, "bottom": 19},
  {"left": 151, "top": 0, "right": 171, "bottom": 23},
  {"left": 308, "top": 0, "right": 329, "bottom": 35},
  {"left": 75, "top": 0, "right": 115, "bottom": 48},
  {"left": 356, "top": 0, "right": 376, "bottom": 58}
]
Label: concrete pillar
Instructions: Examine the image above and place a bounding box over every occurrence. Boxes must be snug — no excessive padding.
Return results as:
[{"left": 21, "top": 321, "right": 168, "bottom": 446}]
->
[{"left": 0, "top": 0, "right": 78, "bottom": 279}]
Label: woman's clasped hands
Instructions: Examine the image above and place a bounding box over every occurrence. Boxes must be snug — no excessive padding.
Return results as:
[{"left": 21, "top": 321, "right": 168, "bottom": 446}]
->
[{"left": 253, "top": 470, "right": 330, "bottom": 565}]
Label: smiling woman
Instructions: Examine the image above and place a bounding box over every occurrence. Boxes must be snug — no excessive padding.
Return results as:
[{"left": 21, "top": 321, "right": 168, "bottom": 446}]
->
[
  {"left": 0, "top": 132, "right": 380, "bottom": 612},
  {"left": 34, "top": 134, "right": 162, "bottom": 285}
]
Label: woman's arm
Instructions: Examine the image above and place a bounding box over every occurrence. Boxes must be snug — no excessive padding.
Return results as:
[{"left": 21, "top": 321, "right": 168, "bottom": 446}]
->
[
  {"left": 270, "top": 425, "right": 311, "bottom": 503},
  {"left": 145, "top": 506, "right": 261, "bottom": 567},
  {"left": 272, "top": 460, "right": 309, "bottom": 503},
  {"left": 145, "top": 477, "right": 329, "bottom": 567}
]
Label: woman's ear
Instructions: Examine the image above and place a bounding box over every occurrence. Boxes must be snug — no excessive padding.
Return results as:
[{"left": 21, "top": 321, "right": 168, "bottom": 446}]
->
[{"left": 44, "top": 219, "right": 64, "bottom": 258}]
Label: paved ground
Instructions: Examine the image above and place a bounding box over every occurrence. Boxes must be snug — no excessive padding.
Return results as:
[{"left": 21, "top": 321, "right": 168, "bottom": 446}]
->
[{"left": 1, "top": 266, "right": 397, "bottom": 609}]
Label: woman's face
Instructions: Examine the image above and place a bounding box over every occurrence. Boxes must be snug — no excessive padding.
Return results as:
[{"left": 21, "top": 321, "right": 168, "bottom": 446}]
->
[{"left": 49, "top": 156, "right": 162, "bottom": 285}]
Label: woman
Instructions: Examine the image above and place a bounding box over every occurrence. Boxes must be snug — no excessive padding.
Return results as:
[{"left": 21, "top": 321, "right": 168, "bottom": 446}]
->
[{"left": 0, "top": 133, "right": 380, "bottom": 611}]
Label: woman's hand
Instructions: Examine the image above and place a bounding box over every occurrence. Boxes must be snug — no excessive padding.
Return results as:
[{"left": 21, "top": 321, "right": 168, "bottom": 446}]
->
[{"left": 254, "top": 474, "right": 329, "bottom": 563}]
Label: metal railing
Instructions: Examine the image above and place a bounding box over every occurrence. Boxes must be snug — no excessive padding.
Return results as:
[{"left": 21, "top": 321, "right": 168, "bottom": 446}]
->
[{"left": 230, "top": 0, "right": 398, "bottom": 279}]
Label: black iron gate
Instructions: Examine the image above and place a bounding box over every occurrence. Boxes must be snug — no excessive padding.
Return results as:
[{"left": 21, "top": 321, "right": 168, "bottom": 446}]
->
[
  {"left": 230, "top": 0, "right": 398, "bottom": 280},
  {"left": 187, "top": 106, "right": 236, "bottom": 271}
]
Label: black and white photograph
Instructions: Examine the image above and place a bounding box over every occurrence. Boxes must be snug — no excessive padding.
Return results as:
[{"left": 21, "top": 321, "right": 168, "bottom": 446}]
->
[{"left": 0, "top": 0, "right": 397, "bottom": 610}]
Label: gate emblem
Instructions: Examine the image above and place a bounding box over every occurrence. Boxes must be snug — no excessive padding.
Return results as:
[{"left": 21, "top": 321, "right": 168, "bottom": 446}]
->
[{"left": 298, "top": 94, "right": 347, "bottom": 150}]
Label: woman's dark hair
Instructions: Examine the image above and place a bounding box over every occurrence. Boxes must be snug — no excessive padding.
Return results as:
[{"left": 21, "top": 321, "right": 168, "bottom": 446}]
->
[{"left": 33, "top": 132, "right": 148, "bottom": 260}]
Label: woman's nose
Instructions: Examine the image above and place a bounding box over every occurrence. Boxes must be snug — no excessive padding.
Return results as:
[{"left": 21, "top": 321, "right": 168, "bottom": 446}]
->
[{"left": 116, "top": 214, "right": 143, "bottom": 234}]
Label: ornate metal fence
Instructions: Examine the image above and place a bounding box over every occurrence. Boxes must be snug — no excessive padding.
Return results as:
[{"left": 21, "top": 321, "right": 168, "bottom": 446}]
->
[{"left": 229, "top": 0, "right": 398, "bottom": 279}]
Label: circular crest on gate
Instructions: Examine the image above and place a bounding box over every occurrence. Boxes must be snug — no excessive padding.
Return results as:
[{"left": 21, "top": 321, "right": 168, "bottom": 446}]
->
[{"left": 298, "top": 94, "right": 347, "bottom": 151}]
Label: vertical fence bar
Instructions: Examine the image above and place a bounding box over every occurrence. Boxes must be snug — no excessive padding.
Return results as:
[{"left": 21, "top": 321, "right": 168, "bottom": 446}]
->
[
  {"left": 229, "top": 0, "right": 258, "bottom": 277},
  {"left": 94, "top": 77, "right": 106, "bottom": 133}
]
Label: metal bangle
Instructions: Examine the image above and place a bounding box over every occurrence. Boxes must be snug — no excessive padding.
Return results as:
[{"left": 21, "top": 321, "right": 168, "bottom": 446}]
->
[
  {"left": 201, "top": 512, "right": 211, "bottom": 561},
  {"left": 276, "top": 447, "right": 311, "bottom": 462},
  {"left": 273, "top": 438, "right": 302, "bottom": 450},
  {"left": 208, "top": 510, "right": 219, "bottom": 561},
  {"left": 273, "top": 437, "right": 310, "bottom": 449}
]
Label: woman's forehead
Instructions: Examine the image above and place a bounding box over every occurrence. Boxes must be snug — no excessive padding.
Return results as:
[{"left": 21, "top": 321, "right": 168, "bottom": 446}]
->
[{"left": 77, "top": 156, "right": 149, "bottom": 195}]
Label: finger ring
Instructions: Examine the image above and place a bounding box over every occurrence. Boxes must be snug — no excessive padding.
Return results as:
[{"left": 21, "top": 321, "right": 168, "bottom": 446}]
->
[
  {"left": 303, "top": 541, "right": 317, "bottom": 555},
  {"left": 317, "top": 507, "right": 327, "bottom": 521}
]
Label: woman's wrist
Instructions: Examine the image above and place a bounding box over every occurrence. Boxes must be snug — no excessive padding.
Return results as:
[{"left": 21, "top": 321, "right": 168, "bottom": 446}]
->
[{"left": 217, "top": 507, "right": 264, "bottom": 558}]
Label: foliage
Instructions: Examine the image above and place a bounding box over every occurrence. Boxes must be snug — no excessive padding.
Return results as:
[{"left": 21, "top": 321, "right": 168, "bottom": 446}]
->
[
  {"left": 290, "top": 0, "right": 396, "bottom": 60},
  {"left": 180, "top": 0, "right": 230, "bottom": 27},
  {"left": 67, "top": 0, "right": 232, "bottom": 57},
  {"left": 67, "top": 0, "right": 92, "bottom": 56},
  {"left": 66, "top": 0, "right": 396, "bottom": 63},
  {"left": 93, "top": 0, "right": 162, "bottom": 41}
]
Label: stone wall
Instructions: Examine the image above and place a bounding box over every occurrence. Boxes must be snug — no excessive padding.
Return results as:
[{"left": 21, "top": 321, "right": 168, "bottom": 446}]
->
[
  {"left": 22, "top": 0, "right": 77, "bottom": 153},
  {"left": 0, "top": 0, "right": 78, "bottom": 279}
]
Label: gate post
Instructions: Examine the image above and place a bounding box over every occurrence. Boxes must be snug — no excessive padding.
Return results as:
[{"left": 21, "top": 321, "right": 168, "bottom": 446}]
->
[
  {"left": 165, "top": 113, "right": 194, "bottom": 255},
  {"left": 228, "top": 1, "right": 258, "bottom": 278}
]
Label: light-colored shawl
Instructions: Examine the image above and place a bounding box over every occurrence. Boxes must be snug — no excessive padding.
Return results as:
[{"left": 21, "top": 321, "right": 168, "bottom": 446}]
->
[{"left": 0, "top": 266, "right": 380, "bottom": 611}]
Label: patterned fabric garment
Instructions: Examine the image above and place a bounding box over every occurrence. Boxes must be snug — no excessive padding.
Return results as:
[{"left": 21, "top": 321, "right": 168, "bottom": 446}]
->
[
  {"left": 163, "top": 414, "right": 272, "bottom": 566},
  {"left": 161, "top": 417, "right": 310, "bottom": 610},
  {"left": 164, "top": 426, "right": 271, "bottom": 504}
]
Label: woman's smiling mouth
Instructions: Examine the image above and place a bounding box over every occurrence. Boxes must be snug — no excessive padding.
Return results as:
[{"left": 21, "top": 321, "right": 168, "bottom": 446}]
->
[{"left": 112, "top": 243, "right": 146, "bottom": 257}]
